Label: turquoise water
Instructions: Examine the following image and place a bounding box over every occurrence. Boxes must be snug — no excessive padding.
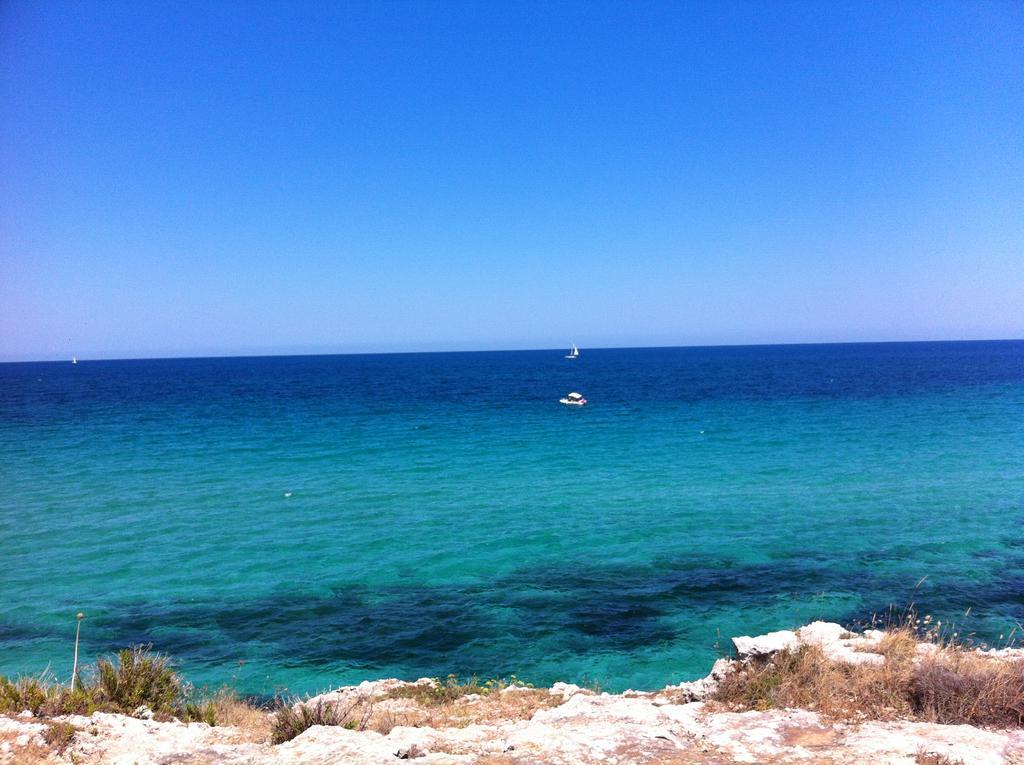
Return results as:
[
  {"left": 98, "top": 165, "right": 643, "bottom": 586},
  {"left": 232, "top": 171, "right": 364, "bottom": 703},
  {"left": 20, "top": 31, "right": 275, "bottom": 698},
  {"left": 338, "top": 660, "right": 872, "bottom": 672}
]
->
[{"left": 1, "top": 342, "right": 1023, "bottom": 695}]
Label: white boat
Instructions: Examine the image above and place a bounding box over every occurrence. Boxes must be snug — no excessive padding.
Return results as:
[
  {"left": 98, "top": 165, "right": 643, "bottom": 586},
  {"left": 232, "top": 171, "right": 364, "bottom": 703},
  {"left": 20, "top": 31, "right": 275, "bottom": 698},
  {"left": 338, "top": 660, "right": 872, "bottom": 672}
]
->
[
  {"left": 71, "top": 356, "right": 78, "bottom": 365},
  {"left": 564, "top": 343, "right": 579, "bottom": 359},
  {"left": 559, "top": 392, "right": 587, "bottom": 406}
]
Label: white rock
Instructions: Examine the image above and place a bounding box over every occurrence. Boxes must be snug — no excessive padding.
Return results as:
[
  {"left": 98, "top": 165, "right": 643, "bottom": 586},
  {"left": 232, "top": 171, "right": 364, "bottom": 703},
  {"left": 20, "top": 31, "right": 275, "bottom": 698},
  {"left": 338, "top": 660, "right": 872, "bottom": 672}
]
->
[
  {"left": 666, "top": 657, "right": 737, "bottom": 702},
  {"left": 548, "top": 681, "right": 583, "bottom": 699},
  {"left": 796, "top": 620, "right": 847, "bottom": 646},
  {"left": 792, "top": 621, "right": 888, "bottom": 665},
  {"left": 842, "top": 719, "right": 1018, "bottom": 765},
  {"left": 732, "top": 629, "right": 799, "bottom": 659},
  {"left": 979, "top": 647, "right": 1024, "bottom": 661}
]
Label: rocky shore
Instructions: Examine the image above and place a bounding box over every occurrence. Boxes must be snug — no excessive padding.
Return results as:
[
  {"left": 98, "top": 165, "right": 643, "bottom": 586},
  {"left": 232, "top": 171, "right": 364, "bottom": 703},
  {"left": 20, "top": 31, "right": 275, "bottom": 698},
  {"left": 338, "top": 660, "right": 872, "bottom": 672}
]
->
[{"left": 3, "top": 622, "right": 1023, "bottom": 764}]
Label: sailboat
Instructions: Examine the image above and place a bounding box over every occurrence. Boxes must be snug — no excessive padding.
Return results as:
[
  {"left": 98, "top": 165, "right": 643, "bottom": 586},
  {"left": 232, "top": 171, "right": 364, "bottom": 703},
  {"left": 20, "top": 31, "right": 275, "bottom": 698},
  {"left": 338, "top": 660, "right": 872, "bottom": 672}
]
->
[
  {"left": 564, "top": 343, "right": 579, "bottom": 359},
  {"left": 71, "top": 356, "right": 78, "bottom": 365}
]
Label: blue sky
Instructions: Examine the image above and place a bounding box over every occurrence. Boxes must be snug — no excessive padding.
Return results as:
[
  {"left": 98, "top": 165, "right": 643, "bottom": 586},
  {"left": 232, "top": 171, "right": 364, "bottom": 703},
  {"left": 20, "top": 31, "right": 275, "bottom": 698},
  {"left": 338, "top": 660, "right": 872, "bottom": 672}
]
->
[{"left": 1, "top": 1, "right": 1021, "bottom": 360}]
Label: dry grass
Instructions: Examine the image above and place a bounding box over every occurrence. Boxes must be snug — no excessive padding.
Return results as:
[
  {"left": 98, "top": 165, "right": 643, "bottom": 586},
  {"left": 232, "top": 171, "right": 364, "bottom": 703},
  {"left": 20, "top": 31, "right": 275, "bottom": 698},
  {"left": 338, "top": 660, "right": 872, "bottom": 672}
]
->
[
  {"left": 383, "top": 675, "right": 516, "bottom": 706},
  {"left": 379, "top": 676, "right": 563, "bottom": 729},
  {"left": 41, "top": 721, "right": 77, "bottom": 753},
  {"left": 383, "top": 687, "right": 560, "bottom": 729},
  {"left": 203, "top": 689, "right": 273, "bottom": 742},
  {"left": 712, "top": 643, "right": 913, "bottom": 720},
  {"left": 267, "top": 677, "right": 564, "bottom": 745},
  {"left": 711, "top": 623, "right": 1024, "bottom": 727},
  {"left": 910, "top": 651, "right": 1024, "bottom": 726},
  {"left": 877, "top": 625, "right": 920, "bottom": 664}
]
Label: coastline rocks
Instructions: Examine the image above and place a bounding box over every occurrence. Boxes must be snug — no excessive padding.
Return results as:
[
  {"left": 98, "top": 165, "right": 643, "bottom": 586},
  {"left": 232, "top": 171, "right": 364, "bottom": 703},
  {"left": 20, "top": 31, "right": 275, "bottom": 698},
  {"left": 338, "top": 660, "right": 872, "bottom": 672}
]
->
[
  {"left": 663, "top": 657, "right": 735, "bottom": 702},
  {"left": 731, "top": 621, "right": 885, "bottom": 666},
  {"left": 548, "top": 681, "right": 585, "bottom": 700},
  {"left": 5, "top": 622, "right": 1024, "bottom": 763},
  {"left": 6, "top": 696, "right": 1018, "bottom": 765}
]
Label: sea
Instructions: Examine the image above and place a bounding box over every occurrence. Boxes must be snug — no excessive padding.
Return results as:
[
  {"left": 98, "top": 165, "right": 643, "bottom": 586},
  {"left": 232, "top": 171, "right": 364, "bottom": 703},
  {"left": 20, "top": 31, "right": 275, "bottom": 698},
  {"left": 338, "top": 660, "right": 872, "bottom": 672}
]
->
[{"left": 1, "top": 341, "right": 1023, "bottom": 697}]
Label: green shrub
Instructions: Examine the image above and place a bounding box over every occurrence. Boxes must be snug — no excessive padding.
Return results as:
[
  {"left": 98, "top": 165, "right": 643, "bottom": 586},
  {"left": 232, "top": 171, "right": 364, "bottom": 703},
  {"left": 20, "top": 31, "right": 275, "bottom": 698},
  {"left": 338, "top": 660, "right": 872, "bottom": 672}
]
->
[
  {"left": 181, "top": 698, "right": 218, "bottom": 726},
  {"left": 94, "top": 646, "right": 181, "bottom": 714},
  {"left": 52, "top": 685, "right": 106, "bottom": 716},
  {"left": 0, "top": 644, "right": 243, "bottom": 723},
  {"left": 271, "top": 700, "right": 345, "bottom": 744},
  {"left": 0, "top": 675, "right": 51, "bottom": 715}
]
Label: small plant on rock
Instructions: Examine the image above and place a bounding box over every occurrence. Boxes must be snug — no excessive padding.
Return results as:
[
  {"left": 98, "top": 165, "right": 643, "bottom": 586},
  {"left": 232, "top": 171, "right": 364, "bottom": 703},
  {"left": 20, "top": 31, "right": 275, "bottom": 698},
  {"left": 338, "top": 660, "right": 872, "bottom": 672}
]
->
[
  {"left": 915, "top": 749, "right": 965, "bottom": 765},
  {"left": 94, "top": 645, "right": 182, "bottom": 715},
  {"left": 42, "top": 721, "right": 77, "bottom": 753},
  {"left": 271, "top": 700, "right": 345, "bottom": 744},
  {"left": 385, "top": 674, "right": 511, "bottom": 706}
]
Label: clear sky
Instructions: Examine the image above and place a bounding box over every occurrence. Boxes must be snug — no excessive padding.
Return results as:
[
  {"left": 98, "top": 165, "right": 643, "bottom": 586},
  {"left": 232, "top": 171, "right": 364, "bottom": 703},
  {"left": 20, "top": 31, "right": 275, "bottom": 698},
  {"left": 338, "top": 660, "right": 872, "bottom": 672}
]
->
[{"left": 1, "top": 1, "right": 1022, "bottom": 361}]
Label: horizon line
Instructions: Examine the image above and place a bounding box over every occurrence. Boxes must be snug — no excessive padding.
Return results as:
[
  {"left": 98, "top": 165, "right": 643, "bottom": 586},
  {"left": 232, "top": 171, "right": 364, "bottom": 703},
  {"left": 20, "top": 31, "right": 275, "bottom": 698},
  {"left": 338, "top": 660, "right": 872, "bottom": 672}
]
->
[{"left": 2, "top": 336, "right": 1022, "bottom": 365}]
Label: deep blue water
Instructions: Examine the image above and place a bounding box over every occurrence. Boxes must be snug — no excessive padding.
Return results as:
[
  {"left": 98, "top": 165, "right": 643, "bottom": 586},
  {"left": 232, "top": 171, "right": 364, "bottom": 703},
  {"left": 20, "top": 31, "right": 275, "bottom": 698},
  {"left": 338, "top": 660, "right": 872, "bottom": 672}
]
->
[{"left": 1, "top": 341, "right": 1023, "bottom": 695}]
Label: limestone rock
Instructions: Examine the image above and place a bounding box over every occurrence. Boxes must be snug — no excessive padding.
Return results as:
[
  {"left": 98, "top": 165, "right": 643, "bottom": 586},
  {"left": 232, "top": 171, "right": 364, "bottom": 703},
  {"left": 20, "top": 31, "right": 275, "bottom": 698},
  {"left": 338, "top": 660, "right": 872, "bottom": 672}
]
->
[
  {"left": 664, "top": 657, "right": 737, "bottom": 702},
  {"left": 548, "top": 681, "right": 584, "bottom": 699},
  {"left": 792, "top": 620, "right": 886, "bottom": 665},
  {"left": 796, "top": 620, "right": 848, "bottom": 646},
  {"left": 499, "top": 684, "right": 534, "bottom": 694},
  {"left": 732, "top": 629, "right": 799, "bottom": 659}
]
